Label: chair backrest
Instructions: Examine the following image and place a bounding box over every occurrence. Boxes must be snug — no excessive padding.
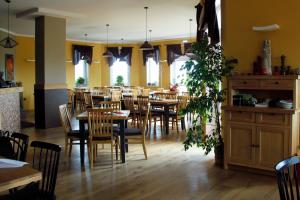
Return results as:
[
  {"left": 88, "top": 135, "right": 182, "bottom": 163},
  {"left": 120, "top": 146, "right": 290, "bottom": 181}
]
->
[
  {"left": 58, "top": 104, "right": 72, "bottom": 135},
  {"left": 123, "top": 95, "right": 135, "bottom": 111},
  {"left": 111, "top": 90, "right": 122, "bottom": 101},
  {"left": 157, "top": 88, "right": 164, "bottom": 92},
  {"left": 137, "top": 96, "right": 149, "bottom": 114},
  {"left": 97, "top": 101, "right": 121, "bottom": 111},
  {"left": 11, "top": 132, "right": 29, "bottom": 161},
  {"left": 30, "top": 141, "right": 61, "bottom": 198},
  {"left": 88, "top": 109, "right": 114, "bottom": 139},
  {"left": 84, "top": 92, "right": 94, "bottom": 109},
  {"left": 275, "top": 156, "right": 300, "bottom": 200},
  {"left": 142, "top": 89, "right": 150, "bottom": 96},
  {"left": 132, "top": 89, "right": 139, "bottom": 98},
  {"left": 0, "top": 133, "right": 29, "bottom": 162},
  {"left": 177, "top": 96, "right": 188, "bottom": 114}
]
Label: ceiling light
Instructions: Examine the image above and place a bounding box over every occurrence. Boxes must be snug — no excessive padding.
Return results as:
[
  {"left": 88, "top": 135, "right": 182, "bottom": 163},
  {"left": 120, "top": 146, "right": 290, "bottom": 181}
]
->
[
  {"left": 0, "top": 0, "right": 18, "bottom": 48},
  {"left": 103, "top": 24, "right": 113, "bottom": 58},
  {"left": 185, "top": 18, "right": 194, "bottom": 57},
  {"left": 140, "top": 7, "right": 153, "bottom": 51}
]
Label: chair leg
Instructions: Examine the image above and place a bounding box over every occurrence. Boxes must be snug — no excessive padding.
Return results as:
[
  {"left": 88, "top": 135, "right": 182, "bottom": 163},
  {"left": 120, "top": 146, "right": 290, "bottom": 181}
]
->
[
  {"left": 65, "top": 138, "right": 69, "bottom": 157},
  {"left": 160, "top": 115, "right": 163, "bottom": 132},
  {"left": 111, "top": 143, "right": 114, "bottom": 166},
  {"left": 176, "top": 118, "right": 179, "bottom": 134},
  {"left": 69, "top": 139, "right": 73, "bottom": 157},
  {"left": 90, "top": 143, "right": 94, "bottom": 169},
  {"left": 142, "top": 142, "right": 148, "bottom": 160}
]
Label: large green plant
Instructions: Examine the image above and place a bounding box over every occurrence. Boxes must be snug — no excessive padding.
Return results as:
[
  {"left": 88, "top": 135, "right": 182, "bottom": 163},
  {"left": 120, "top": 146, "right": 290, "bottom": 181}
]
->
[
  {"left": 76, "top": 77, "right": 85, "bottom": 86},
  {"left": 181, "top": 34, "right": 237, "bottom": 155}
]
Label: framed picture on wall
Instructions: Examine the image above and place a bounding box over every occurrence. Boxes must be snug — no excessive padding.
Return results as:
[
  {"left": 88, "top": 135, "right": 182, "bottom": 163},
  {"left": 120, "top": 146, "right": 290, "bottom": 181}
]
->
[{"left": 5, "top": 54, "right": 14, "bottom": 81}]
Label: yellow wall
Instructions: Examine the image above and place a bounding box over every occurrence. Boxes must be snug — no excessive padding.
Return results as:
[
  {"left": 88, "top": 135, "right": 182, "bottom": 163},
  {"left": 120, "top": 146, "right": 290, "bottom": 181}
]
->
[
  {"left": 15, "top": 36, "right": 35, "bottom": 110},
  {"left": 15, "top": 36, "right": 193, "bottom": 111},
  {"left": 222, "top": 0, "right": 300, "bottom": 72}
]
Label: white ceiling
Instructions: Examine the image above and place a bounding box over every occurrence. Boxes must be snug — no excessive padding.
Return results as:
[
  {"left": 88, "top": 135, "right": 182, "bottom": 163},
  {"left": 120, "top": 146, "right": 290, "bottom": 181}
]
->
[{"left": 0, "top": 0, "right": 198, "bottom": 43}]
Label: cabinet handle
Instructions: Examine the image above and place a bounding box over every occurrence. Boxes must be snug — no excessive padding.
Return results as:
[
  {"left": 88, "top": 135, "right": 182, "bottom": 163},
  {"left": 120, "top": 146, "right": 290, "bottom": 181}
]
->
[
  {"left": 274, "top": 81, "right": 279, "bottom": 85},
  {"left": 251, "top": 144, "right": 260, "bottom": 148},
  {"left": 243, "top": 81, "right": 247, "bottom": 84}
]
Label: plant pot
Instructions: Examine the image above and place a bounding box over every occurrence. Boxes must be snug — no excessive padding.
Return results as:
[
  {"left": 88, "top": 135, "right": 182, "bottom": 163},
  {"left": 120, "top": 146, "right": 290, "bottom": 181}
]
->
[{"left": 214, "top": 142, "right": 224, "bottom": 167}]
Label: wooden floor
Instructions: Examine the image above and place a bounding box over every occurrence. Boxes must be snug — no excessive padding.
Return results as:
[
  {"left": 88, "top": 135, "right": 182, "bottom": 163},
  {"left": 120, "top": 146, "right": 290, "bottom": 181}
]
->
[{"left": 21, "top": 121, "right": 279, "bottom": 200}]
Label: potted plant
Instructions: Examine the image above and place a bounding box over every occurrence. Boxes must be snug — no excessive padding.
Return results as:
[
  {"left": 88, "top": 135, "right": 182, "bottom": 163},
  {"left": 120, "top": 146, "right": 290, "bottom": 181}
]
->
[
  {"left": 116, "top": 75, "right": 124, "bottom": 86},
  {"left": 181, "top": 34, "right": 237, "bottom": 166},
  {"left": 76, "top": 77, "right": 85, "bottom": 87}
]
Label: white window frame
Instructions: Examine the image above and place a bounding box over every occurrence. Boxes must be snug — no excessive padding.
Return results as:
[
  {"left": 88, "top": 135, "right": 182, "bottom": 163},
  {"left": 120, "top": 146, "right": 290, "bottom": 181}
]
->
[
  {"left": 75, "top": 59, "right": 89, "bottom": 86},
  {"left": 146, "top": 57, "right": 159, "bottom": 87},
  {"left": 110, "top": 59, "right": 130, "bottom": 86}
]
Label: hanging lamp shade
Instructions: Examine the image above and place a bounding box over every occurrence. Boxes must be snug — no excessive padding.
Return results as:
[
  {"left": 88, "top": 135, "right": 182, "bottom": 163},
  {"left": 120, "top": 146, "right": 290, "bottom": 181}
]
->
[
  {"left": 0, "top": 36, "right": 17, "bottom": 48},
  {"left": 102, "top": 24, "right": 113, "bottom": 58},
  {"left": 140, "top": 7, "right": 153, "bottom": 50},
  {"left": 0, "top": 0, "right": 18, "bottom": 48}
]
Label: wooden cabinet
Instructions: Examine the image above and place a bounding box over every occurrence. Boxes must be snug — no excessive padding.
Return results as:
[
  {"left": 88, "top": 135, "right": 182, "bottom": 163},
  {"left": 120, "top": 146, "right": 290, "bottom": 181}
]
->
[
  {"left": 223, "top": 75, "right": 300, "bottom": 172},
  {"left": 226, "top": 124, "right": 255, "bottom": 166}
]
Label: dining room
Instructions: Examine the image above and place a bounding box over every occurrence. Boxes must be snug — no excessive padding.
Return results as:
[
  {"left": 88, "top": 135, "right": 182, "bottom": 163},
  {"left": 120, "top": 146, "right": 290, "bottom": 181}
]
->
[{"left": 0, "top": 0, "right": 299, "bottom": 199}]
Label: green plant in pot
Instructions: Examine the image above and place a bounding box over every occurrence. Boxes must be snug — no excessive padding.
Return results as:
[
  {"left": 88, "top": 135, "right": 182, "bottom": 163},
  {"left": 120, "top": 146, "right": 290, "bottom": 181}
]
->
[
  {"left": 76, "top": 77, "right": 85, "bottom": 87},
  {"left": 116, "top": 75, "right": 124, "bottom": 86},
  {"left": 181, "top": 34, "right": 237, "bottom": 166}
]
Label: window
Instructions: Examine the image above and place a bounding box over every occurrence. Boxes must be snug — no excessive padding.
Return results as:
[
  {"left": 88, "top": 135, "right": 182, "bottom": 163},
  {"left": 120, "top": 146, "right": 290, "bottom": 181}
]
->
[
  {"left": 110, "top": 59, "right": 130, "bottom": 86},
  {"left": 75, "top": 59, "right": 88, "bottom": 85},
  {"left": 170, "top": 59, "right": 187, "bottom": 86},
  {"left": 146, "top": 58, "right": 159, "bottom": 86}
]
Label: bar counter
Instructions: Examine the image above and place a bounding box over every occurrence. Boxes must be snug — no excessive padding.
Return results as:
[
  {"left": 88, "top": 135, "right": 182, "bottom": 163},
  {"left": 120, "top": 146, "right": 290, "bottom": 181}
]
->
[{"left": 0, "top": 87, "right": 23, "bottom": 132}]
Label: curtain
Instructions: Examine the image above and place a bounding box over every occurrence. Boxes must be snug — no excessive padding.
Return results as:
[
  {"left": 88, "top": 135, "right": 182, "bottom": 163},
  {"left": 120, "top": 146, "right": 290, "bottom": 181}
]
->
[
  {"left": 142, "top": 45, "right": 160, "bottom": 65},
  {"left": 195, "top": 0, "right": 220, "bottom": 44},
  {"left": 167, "top": 44, "right": 181, "bottom": 65},
  {"left": 72, "top": 45, "right": 93, "bottom": 65},
  {"left": 107, "top": 47, "right": 133, "bottom": 66}
]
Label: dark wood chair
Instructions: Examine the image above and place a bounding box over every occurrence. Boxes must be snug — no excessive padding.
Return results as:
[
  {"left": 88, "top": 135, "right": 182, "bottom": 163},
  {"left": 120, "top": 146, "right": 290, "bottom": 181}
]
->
[
  {"left": 275, "top": 156, "right": 300, "bottom": 200},
  {"left": 0, "top": 132, "right": 29, "bottom": 162},
  {"left": 31, "top": 141, "right": 62, "bottom": 200}
]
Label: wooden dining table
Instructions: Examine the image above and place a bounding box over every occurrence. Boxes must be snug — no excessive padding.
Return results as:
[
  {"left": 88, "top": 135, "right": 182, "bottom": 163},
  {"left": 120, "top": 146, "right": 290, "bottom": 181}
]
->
[
  {"left": 76, "top": 110, "right": 130, "bottom": 170},
  {"left": 0, "top": 158, "right": 42, "bottom": 193}
]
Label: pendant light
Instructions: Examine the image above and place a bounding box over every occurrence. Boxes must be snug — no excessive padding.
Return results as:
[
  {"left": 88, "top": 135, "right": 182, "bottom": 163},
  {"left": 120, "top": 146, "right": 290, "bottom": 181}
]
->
[
  {"left": 185, "top": 19, "right": 194, "bottom": 57},
  {"left": 118, "top": 38, "right": 124, "bottom": 55},
  {"left": 0, "top": 0, "right": 18, "bottom": 48},
  {"left": 147, "top": 29, "right": 155, "bottom": 58},
  {"left": 140, "top": 7, "right": 153, "bottom": 50},
  {"left": 102, "top": 24, "right": 113, "bottom": 58}
]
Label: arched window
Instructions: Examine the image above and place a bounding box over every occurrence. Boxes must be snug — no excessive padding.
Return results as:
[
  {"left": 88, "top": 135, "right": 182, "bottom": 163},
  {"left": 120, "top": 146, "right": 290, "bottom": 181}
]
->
[
  {"left": 110, "top": 59, "right": 130, "bottom": 86},
  {"left": 146, "top": 58, "right": 159, "bottom": 86}
]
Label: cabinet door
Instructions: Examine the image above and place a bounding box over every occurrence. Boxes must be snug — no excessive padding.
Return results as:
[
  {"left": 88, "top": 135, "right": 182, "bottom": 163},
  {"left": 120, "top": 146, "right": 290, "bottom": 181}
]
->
[
  {"left": 226, "top": 124, "right": 256, "bottom": 166},
  {"left": 256, "top": 126, "right": 289, "bottom": 169}
]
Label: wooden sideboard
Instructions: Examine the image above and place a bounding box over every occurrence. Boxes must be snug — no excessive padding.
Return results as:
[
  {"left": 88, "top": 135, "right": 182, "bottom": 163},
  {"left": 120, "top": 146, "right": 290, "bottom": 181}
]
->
[{"left": 223, "top": 75, "right": 300, "bottom": 171}]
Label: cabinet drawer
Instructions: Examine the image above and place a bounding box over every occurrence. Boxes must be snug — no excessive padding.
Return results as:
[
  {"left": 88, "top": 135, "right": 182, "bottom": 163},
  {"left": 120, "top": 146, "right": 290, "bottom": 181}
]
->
[
  {"left": 229, "top": 111, "right": 255, "bottom": 123},
  {"left": 256, "top": 113, "right": 290, "bottom": 125},
  {"left": 231, "top": 80, "right": 259, "bottom": 89},
  {"left": 260, "top": 80, "right": 293, "bottom": 90}
]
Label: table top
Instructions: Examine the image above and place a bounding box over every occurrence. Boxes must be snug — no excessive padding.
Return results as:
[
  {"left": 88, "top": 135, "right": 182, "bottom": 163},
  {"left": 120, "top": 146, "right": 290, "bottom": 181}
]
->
[
  {"left": 149, "top": 99, "right": 178, "bottom": 105},
  {"left": 76, "top": 110, "right": 130, "bottom": 120},
  {"left": 0, "top": 159, "right": 42, "bottom": 193}
]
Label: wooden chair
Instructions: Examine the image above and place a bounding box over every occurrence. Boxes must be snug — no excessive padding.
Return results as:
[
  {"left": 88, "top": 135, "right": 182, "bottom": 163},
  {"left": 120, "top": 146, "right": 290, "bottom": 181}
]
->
[
  {"left": 111, "top": 90, "right": 122, "bottom": 101},
  {"left": 137, "top": 96, "right": 151, "bottom": 131},
  {"left": 87, "top": 109, "right": 119, "bottom": 168},
  {"left": 75, "top": 89, "right": 85, "bottom": 112},
  {"left": 97, "top": 101, "right": 121, "bottom": 111},
  {"left": 275, "top": 156, "right": 300, "bottom": 200},
  {"left": 59, "top": 104, "right": 83, "bottom": 157},
  {"left": 0, "top": 133, "right": 29, "bottom": 162},
  {"left": 123, "top": 105, "right": 150, "bottom": 159},
  {"left": 142, "top": 89, "right": 150, "bottom": 96},
  {"left": 123, "top": 95, "right": 138, "bottom": 126},
  {"left": 30, "top": 141, "right": 61, "bottom": 200},
  {"left": 83, "top": 92, "right": 94, "bottom": 109},
  {"left": 67, "top": 89, "right": 74, "bottom": 115},
  {"left": 169, "top": 96, "right": 188, "bottom": 134}
]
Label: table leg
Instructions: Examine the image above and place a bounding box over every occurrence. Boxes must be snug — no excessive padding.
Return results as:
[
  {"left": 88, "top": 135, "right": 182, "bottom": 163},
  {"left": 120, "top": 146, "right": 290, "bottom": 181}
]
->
[
  {"left": 120, "top": 120, "right": 126, "bottom": 163},
  {"left": 79, "top": 120, "right": 85, "bottom": 170},
  {"left": 164, "top": 105, "right": 170, "bottom": 135}
]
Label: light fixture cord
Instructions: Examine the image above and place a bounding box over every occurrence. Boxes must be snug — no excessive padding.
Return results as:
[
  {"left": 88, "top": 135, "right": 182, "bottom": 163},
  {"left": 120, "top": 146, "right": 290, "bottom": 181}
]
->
[
  {"left": 7, "top": 0, "right": 10, "bottom": 37},
  {"left": 106, "top": 24, "right": 109, "bottom": 48},
  {"left": 145, "top": 7, "right": 148, "bottom": 41},
  {"left": 189, "top": 19, "right": 192, "bottom": 42}
]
